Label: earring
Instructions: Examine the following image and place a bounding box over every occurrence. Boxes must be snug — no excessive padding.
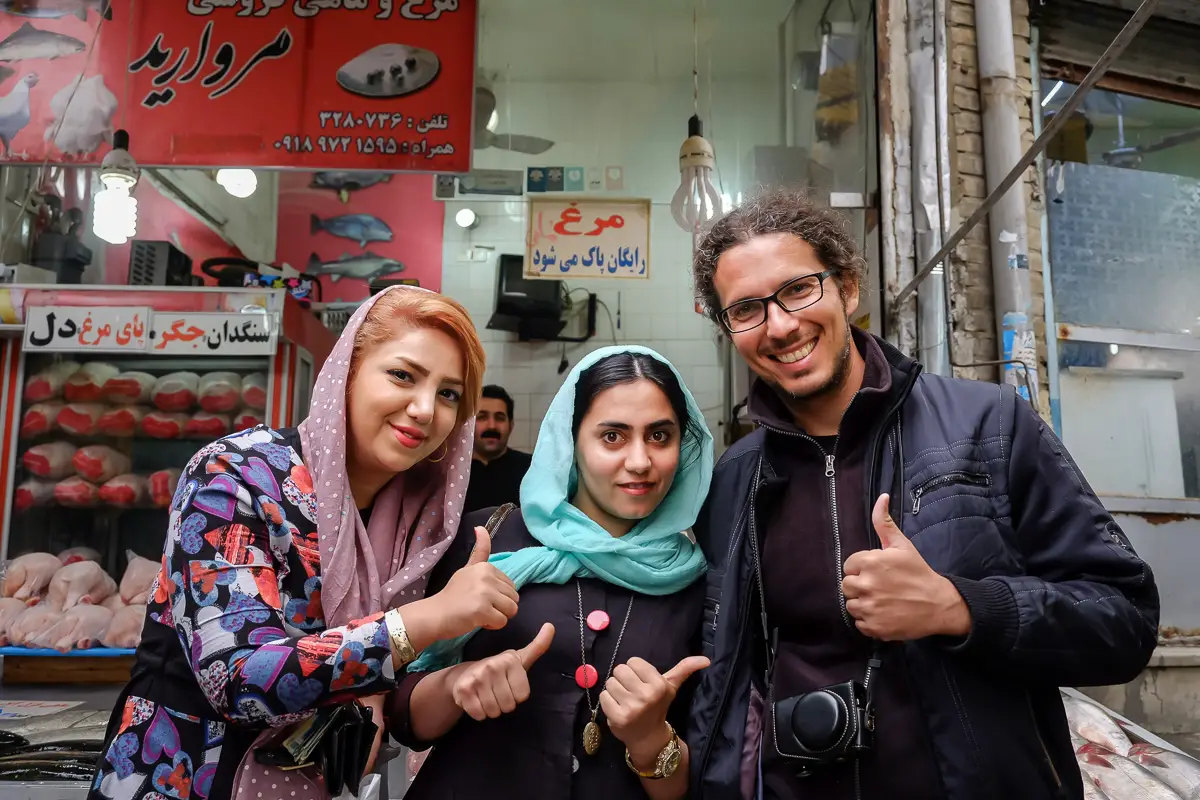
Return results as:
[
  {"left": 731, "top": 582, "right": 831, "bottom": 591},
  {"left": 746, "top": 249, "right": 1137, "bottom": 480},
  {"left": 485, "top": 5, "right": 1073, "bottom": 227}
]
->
[{"left": 428, "top": 443, "right": 449, "bottom": 463}]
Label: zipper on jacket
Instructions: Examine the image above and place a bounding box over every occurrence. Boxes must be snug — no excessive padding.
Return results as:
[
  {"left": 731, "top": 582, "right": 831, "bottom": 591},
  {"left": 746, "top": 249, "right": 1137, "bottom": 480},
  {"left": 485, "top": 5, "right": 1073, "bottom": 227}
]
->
[
  {"left": 710, "top": 493, "right": 754, "bottom": 636},
  {"left": 910, "top": 471, "right": 991, "bottom": 514},
  {"left": 699, "top": 575, "right": 753, "bottom": 784},
  {"left": 757, "top": 421, "right": 853, "bottom": 630},
  {"left": 1028, "top": 695, "right": 1064, "bottom": 791},
  {"left": 698, "top": 464, "right": 762, "bottom": 783}
]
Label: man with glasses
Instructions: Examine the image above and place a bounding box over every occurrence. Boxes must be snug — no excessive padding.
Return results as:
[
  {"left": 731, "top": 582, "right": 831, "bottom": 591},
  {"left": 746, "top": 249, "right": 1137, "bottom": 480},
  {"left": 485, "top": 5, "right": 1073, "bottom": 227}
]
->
[{"left": 685, "top": 188, "right": 1159, "bottom": 800}]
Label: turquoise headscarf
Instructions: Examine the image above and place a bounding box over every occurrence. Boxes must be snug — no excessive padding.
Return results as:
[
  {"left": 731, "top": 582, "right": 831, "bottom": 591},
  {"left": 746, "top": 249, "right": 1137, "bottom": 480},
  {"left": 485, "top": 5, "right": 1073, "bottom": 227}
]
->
[{"left": 409, "top": 345, "right": 713, "bottom": 672}]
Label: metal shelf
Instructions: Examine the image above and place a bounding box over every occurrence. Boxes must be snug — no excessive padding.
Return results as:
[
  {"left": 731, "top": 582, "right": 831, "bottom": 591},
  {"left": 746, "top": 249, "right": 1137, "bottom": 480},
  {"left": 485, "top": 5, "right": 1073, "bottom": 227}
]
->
[{"left": 0, "top": 648, "right": 135, "bottom": 658}]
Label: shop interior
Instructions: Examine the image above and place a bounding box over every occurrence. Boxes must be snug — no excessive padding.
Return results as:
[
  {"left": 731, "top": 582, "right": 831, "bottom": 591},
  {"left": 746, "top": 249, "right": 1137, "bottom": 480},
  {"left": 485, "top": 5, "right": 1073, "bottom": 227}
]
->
[{"left": 0, "top": 0, "right": 879, "bottom": 791}]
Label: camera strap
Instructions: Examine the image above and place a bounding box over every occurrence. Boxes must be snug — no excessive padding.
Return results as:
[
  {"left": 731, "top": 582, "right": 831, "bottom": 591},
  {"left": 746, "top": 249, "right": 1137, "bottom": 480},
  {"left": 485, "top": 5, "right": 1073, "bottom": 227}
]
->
[{"left": 748, "top": 455, "right": 883, "bottom": 715}]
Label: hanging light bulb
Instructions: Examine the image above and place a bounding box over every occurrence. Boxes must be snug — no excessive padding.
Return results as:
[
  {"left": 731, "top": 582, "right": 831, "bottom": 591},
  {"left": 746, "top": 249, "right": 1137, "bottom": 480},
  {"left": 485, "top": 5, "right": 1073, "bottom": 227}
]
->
[
  {"left": 216, "top": 168, "right": 258, "bottom": 198},
  {"left": 93, "top": 129, "right": 139, "bottom": 245},
  {"left": 669, "top": 114, "right": 723, "bottom": 236}
]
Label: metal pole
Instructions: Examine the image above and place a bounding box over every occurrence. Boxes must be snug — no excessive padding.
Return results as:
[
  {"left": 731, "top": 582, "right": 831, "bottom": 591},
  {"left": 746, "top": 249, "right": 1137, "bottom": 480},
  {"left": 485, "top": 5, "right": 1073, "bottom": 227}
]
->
[
  {"left": 910, "top": 0, "right": 951, "bottom": 375},
  {"left": 890, "top": 0, "right": 1163, "bottom": 310},
  {"left": 974, "top": 0, "right": 1036, "bottom": 403}
]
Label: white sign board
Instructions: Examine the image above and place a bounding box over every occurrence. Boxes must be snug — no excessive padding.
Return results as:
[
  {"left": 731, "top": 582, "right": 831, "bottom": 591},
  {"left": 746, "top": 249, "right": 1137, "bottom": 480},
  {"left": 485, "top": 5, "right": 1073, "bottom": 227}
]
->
[
  {"left": 150, "top": 312, "right": 277, "bottom": 356},
  {"left": 0, "top": 700, "right": 83, "bottom": 719},
  {"left": 24, "top": 308, "right": 277, "bottom": 356},
  {"left": 525, "top": 197, "right": 651, "bottom": 280},
  {"left": 24, "top": 306, "right": 152, "bottom": 353}
]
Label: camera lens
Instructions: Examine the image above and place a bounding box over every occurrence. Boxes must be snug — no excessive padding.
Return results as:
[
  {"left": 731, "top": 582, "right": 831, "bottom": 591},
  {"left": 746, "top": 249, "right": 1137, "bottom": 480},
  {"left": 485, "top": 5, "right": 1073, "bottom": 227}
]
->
[{"left": 790, "top": 690, "right": 848, "bottom": 751}]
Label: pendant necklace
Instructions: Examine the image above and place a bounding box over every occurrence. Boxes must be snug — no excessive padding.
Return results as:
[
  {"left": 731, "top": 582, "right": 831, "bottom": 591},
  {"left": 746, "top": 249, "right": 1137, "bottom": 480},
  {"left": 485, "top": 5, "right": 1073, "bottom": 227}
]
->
[{"left": 576, "top": 579, "right": 634, "bottom": 756}]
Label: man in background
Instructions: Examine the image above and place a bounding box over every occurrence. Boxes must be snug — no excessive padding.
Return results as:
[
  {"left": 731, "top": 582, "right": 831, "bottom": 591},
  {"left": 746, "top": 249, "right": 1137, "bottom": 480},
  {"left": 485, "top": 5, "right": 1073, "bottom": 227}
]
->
[{"left": 464, "top": 385, "right": 533, "bottom": 512}]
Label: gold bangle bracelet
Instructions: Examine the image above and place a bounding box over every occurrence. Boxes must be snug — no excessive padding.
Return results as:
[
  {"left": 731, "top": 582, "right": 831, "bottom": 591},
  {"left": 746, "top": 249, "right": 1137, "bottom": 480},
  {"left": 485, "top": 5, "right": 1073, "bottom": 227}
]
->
[{"left": 384, "top": 608, "right": 417, "bottom": 667}]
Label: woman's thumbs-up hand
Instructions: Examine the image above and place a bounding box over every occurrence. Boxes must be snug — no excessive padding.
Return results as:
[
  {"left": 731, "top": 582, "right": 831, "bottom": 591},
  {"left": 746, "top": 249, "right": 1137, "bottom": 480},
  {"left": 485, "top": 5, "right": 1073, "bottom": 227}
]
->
[{"left": 451, "top": 623, "right": 556, "bottom": 721}]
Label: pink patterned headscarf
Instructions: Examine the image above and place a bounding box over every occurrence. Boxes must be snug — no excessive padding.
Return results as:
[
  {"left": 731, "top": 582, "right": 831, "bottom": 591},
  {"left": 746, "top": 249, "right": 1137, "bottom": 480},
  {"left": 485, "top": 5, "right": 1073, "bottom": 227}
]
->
[
  {"left": 299, "top": 285, "right": 476, "bottom": 625},
  {"left": 234, "top": 285, "right": 476, "bottom": 799}
]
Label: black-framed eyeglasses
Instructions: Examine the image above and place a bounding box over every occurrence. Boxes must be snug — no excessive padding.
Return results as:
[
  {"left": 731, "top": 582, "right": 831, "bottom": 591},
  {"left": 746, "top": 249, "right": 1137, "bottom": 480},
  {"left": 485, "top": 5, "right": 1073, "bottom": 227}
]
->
[{"left": 718, "top": 271, "right": 833, "bottom": 334}]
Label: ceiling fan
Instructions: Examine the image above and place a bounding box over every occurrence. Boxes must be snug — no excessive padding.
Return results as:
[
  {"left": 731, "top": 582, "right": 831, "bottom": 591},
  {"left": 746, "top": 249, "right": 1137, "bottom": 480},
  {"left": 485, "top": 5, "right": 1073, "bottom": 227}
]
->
[{"left": 473, "top": 75, "right": 555, "bottom": 155}]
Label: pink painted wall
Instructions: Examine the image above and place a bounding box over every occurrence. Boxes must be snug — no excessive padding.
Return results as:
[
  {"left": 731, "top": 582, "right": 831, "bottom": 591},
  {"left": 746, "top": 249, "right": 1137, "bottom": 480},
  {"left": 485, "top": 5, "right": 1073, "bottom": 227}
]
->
[{"left": 276, "top": 172, "right": 445, "bottom": 302}]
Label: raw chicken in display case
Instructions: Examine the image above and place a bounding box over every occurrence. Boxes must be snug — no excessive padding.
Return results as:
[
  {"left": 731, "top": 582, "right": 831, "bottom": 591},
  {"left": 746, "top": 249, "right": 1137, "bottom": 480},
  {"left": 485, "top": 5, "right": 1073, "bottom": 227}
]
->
[
  {"left": 0, "top": 550, "right": 156, "bottom": 653},
  {"left": 5, "top": 351, "right": 274, "bottom": 656}
]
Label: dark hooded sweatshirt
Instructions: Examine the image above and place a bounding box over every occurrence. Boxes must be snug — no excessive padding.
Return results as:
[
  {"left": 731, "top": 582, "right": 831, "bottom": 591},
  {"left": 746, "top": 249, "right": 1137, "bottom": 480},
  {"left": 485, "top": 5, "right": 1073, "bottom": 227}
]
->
[{"left": 751, "top": 329, "right": 942, "bottom": 799}]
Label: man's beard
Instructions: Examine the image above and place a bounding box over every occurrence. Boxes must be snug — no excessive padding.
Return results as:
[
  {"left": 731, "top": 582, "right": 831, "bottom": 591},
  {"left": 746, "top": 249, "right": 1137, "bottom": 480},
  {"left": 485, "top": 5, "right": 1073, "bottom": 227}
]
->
[{"left": 775, "top": 319, "right": 853, "bottom": 407}]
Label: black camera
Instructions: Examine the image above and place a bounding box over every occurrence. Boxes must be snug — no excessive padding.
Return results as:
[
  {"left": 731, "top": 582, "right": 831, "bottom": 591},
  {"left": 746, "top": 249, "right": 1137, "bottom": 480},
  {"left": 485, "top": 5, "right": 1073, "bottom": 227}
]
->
[{"left": 770, "top": 679, "right": 874, "bottom": 774}]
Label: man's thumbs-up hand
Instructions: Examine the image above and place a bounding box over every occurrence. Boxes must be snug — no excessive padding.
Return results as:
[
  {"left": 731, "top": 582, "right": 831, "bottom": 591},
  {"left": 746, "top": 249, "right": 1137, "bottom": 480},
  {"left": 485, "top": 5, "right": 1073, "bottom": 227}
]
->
[
  {"left": 452, "top": 623, "right": 556, "bottom": 721},
  {"left": 841, "top": 495, "right": 972, "bottom": 641},
  {"left": 872, "top": 493, "right": 914, "bottom": 551}
]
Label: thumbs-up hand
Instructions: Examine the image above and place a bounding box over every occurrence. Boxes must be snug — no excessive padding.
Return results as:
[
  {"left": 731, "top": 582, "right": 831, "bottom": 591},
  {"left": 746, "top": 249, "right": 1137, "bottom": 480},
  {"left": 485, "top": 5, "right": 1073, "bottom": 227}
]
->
[
  {"left": 841, "top": 494, "right": 972, "bottom": 641},
  {"left": 452, "top": 623, "right": 555, "bottom": 721},
  {"left": 599, "top": 655, "right": 709, "bottom": 763},
  {"left": 426, "top": 527, "right": 520, "bottom": 641}
]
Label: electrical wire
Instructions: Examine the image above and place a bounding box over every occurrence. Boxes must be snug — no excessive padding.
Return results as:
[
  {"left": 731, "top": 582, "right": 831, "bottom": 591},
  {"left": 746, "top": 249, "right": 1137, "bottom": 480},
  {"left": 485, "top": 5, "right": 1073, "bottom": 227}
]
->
[
  {"left": 595, "top": 299, "right": 620, "bottom": 345},
  {"left": 701, "top": 0, "right": 726, "bottom": 197},
  {"left": 0, "top": 13, "right": 107, "bottom": 261}
]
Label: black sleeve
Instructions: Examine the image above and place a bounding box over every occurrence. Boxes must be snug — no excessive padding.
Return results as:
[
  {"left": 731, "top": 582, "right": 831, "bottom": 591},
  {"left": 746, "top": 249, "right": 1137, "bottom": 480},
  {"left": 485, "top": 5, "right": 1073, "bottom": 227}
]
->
[
  {"left": 386, "top": 506, "right": 516, "bottom": 748},
  {"left": 943, "top": 395, "right": 1160, "bottom": 686},
  {"left": 423, "top": 507, "right": 502, "bottom": 595},
  {"left": 667, "top": 578, "right": 707, "bottom": 736}
]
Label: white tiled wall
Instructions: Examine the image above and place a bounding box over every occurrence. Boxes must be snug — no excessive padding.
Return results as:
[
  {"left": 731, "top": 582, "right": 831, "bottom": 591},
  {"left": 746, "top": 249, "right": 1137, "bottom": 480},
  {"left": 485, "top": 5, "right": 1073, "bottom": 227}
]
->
[{"left": 439, "top": 80, "right": 781, "bottom": 455}]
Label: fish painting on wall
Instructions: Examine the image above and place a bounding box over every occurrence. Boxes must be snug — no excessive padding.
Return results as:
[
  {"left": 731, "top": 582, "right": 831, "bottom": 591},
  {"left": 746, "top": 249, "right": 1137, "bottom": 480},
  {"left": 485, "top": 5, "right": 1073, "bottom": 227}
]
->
[
  {"left": 0, "top": 5, "right": 117, "bottom": 162},
  {"left": 279, "top": 170, "right": 444, "bottom": 302}
]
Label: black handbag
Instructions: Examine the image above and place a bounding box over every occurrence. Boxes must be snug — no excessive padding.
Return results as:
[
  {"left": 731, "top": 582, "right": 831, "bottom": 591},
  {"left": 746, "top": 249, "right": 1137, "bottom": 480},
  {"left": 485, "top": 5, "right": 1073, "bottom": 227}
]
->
[{"left": 254, "top": 700, "right": 378, "bottom": 796}]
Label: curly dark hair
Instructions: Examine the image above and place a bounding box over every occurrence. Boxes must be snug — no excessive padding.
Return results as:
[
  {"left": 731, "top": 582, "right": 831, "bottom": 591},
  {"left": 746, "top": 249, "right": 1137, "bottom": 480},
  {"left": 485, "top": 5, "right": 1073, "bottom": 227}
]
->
[{"left": 692, "top": 188, "right": 867, "bottom": 327}]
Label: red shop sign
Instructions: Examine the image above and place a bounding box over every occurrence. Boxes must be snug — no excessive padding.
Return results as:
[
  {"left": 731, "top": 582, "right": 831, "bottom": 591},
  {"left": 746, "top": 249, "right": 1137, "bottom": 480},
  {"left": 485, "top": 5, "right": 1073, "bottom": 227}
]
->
[{"left": 0, "top": 0, "right": 475, "bottom": 173}]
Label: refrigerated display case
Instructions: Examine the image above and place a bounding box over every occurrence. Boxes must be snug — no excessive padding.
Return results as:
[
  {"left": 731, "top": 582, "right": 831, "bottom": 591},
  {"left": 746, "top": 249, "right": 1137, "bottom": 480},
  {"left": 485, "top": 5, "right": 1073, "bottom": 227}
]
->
[{"left": 0, "top": 285, "right": 334, "bottom": 674}]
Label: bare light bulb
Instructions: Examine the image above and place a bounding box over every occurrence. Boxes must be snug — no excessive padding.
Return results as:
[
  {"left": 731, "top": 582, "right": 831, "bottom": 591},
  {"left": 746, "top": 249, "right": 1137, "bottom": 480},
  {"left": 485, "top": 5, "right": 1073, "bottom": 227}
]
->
[
  {"left": 455, "top": 208, "right": 479, "bottom": 229},
  {"left": 216, "top": 169, "right": 257, "bottom": 198},
  {"left": 670, "top": 115, "right": 723, "bottom": 236},
  {"left": 93, "top": 129, "right": 139, "bottom": 245}
]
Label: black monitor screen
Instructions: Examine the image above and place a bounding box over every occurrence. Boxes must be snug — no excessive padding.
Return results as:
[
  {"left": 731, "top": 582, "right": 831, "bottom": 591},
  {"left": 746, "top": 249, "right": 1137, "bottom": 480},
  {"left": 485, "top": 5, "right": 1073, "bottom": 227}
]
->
[{"left": 496, "top": 254, "right": 561, "bottom": 315}]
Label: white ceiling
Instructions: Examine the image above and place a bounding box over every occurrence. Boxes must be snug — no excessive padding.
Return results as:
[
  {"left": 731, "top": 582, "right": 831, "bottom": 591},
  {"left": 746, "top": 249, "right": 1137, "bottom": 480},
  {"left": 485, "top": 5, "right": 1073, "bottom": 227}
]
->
[{"left": 477, "top": 0, "right": 794, "bottom": 82}]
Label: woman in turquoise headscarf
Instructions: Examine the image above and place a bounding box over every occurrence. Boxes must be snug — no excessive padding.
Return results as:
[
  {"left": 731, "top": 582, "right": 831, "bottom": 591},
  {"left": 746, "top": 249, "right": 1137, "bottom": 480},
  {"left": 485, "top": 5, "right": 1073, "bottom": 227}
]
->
[{"left": 385, "top": 345, "right": 713, "bottom": 800}]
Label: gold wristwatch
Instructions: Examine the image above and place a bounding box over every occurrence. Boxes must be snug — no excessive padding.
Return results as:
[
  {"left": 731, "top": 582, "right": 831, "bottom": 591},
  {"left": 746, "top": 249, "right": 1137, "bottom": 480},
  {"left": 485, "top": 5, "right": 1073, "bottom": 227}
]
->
[
  {"left": 384, "top": 608, "right": 417, "bottom": 667},
  {"left": 625, "top": 723, "right": 683, "bottom": 780}
]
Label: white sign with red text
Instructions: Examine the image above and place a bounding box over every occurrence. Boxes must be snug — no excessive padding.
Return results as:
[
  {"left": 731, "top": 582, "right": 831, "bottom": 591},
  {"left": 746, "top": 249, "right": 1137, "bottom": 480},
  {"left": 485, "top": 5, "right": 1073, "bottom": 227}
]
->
[
  {"left": 150, "top": 312, "right": 277, "bottom": 356},
  {"left": 24, "top": 306, "right": 152, "bottom": 353},
  {"left": 24, "top": 307, "right": 277, "bottom": 356}
]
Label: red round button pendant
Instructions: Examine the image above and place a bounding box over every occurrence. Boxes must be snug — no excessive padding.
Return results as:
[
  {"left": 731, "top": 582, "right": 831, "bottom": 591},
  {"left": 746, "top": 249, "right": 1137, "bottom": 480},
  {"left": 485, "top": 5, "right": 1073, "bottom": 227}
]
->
[
  {"left": 586, "top": 609, "right": 610, "bottom": 632},
  {"left": 575, "top": 664, "right": 599, "bottom": 689}
]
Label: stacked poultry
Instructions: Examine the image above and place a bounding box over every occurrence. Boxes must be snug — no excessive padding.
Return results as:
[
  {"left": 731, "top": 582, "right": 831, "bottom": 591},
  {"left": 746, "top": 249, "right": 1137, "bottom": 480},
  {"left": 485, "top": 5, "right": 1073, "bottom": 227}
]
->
[
  {"left": 16, "top": 362, "right": 267, "bottom": 512},
  {"left": 0, "top": 549, "right": 156, "bottom": 652}
]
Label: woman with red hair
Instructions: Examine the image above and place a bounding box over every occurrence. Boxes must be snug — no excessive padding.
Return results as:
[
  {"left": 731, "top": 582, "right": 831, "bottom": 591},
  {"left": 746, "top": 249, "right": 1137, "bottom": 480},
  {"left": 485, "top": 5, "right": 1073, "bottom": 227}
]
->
[{"left": 89, "top": 286, "right": 515, "bottom": 800}]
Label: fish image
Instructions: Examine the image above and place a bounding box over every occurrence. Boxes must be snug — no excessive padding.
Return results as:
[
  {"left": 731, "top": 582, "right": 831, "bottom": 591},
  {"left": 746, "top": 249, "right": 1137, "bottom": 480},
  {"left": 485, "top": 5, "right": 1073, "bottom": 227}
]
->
[
  {"left": 306, "top": 252, "right": 404, "bottom": 283},
  {"left": 310, "top": 213, "right": 393, "bottom": 248},
  {"left": 336, "top": 43, "right": 439, "bottom": 99},
  {"left": 1078, "top": 745, "right": 1183, "bottom": 799},
  {"left": 310, "top": 170, "right": 392, "bottom": 203},
  {"left": 0, "top": 65, "right": 13, "bottom": 83},
  {"left": 1064, "top": 695, "right": 1134, "bottom": 755},
  {"left": 1129, "top": 744, "right": 1200, "bottom": 799},
  {"left": 0, "top": 22, "right": 85, "bottom": 61},
  {"left": 45, "top": 73, "right": 115, "bottom": 155},
  {"left": 1082, "top": 779, "right": 1110, "bottom": 800},
  {"left": 0, "top": 0, "right": 112, "bottom": 21}
]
